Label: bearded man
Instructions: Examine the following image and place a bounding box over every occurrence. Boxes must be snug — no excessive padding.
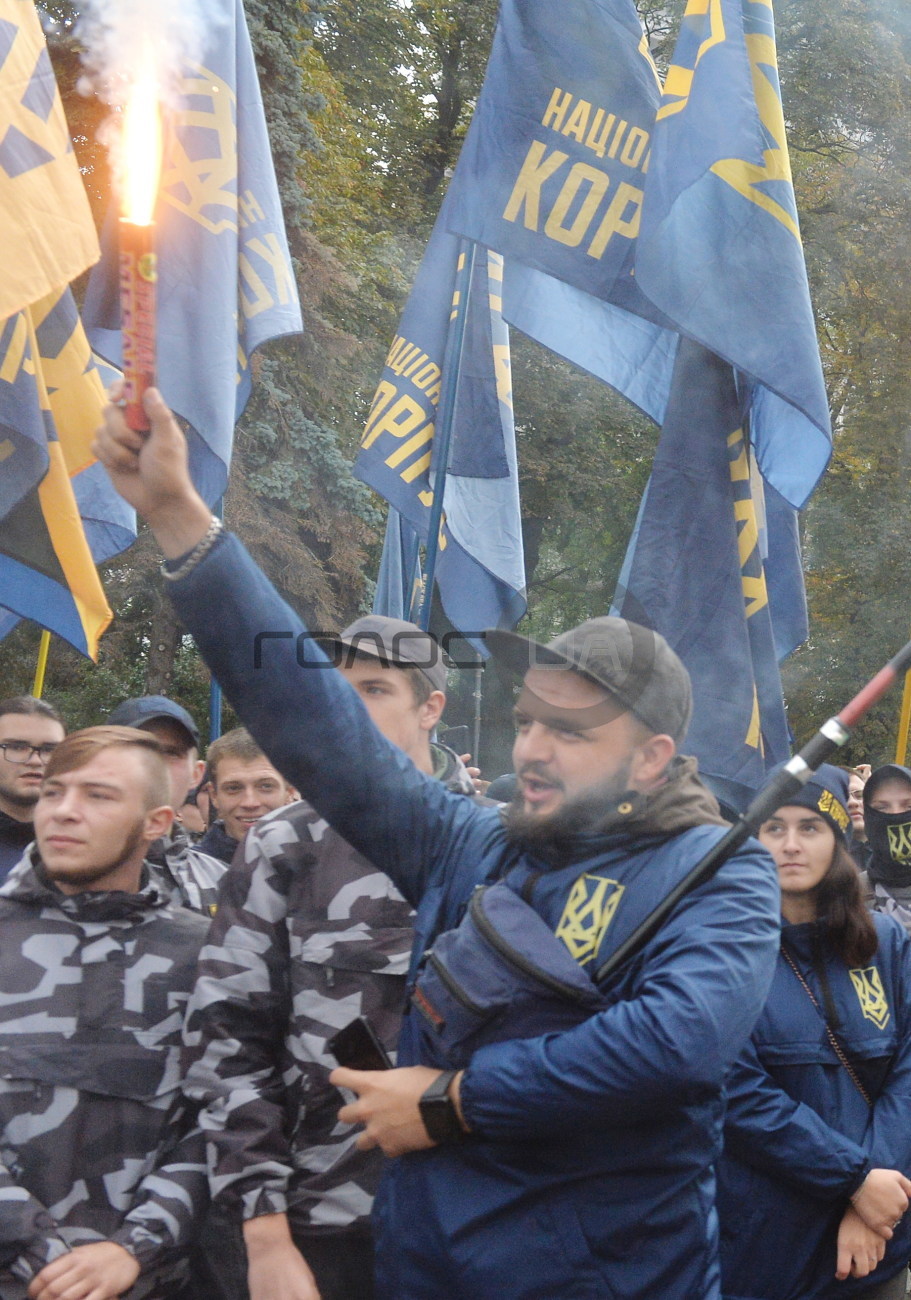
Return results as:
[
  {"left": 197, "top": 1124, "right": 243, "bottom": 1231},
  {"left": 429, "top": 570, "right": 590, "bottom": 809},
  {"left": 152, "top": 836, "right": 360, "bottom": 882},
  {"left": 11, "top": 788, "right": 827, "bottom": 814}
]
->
[{"left": 95, "top": 386, "right": 781, "bottom": 1300}]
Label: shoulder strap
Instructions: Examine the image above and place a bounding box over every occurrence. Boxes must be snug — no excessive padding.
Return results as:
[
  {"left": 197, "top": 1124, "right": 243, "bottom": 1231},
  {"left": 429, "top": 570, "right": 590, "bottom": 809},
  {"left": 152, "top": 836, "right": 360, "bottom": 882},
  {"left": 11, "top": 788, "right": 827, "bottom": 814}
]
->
[
  {"left": 780, "top": 945, "right": 872, "bottom": 1107},
  {"left": 519, "top": 870, "right": 542, "bottom": 904}
]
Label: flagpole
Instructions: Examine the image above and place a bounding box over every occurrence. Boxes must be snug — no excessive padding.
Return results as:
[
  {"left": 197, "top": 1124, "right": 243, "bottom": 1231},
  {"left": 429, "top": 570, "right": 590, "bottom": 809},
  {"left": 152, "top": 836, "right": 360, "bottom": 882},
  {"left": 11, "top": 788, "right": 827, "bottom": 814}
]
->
[
  {"left": 209, "top": 499, "right": 224, "bottom": 743},
  {"left": 597, "top": 633, "right": 911, "bottom": 984},
  {"left": 32, "top": 630, "right": 51, "bottom": 698},
  {"left": 895, "top": 636, "right": 911, "bottom": 764},
  {"left": 418, "top": 239, "right": 477, "bottom": 632}
]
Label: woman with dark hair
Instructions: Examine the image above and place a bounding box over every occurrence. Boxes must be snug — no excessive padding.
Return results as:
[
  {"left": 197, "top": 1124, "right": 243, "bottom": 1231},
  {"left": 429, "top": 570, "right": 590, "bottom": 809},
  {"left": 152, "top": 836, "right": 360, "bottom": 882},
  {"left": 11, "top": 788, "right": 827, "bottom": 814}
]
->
[{"left": 718, "top": 765, "right": 911, "bottom": 1300}]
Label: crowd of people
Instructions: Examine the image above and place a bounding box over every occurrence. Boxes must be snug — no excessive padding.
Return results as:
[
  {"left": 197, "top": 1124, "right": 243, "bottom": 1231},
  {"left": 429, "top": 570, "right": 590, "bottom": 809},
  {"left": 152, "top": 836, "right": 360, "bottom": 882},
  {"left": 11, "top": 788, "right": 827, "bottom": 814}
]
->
[{"left": 0, "top": 388, "right": 909, "bottom": 1300}]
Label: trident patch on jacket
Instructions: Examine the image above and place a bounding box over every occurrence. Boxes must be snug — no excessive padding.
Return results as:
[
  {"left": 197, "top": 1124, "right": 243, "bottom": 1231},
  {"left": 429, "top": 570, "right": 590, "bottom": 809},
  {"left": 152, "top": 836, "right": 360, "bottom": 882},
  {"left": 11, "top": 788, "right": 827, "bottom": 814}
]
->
[
  {"left": 849, "top": 966, "right": 890, "bottom": 1030},
  {"left": 887, "top": 820, "right": 911, "bottom": 864},
  {"left": 556, "top": 874, "right": 625, "bottom": 966}
]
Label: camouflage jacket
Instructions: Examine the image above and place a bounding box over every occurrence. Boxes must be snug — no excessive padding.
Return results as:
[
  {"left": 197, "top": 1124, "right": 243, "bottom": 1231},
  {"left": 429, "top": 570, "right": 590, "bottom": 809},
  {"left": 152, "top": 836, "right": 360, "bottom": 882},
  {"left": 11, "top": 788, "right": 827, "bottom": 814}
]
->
[
  {"left": 182, "top": 744, "right": 475, "bottom": 1232},
  {"left": 147, "top": 824, "right": 227, "bottom": 916},
  {"left": 0, "top": 855, "right": 210, "bottom": 1299}
]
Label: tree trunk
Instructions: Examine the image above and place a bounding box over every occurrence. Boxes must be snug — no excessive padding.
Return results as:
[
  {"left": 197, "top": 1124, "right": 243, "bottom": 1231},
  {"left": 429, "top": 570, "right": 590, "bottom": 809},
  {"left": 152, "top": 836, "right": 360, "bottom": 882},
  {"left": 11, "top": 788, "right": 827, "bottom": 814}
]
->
[{"left": 145, "top": 585, "right": 183, "bottom": 696}]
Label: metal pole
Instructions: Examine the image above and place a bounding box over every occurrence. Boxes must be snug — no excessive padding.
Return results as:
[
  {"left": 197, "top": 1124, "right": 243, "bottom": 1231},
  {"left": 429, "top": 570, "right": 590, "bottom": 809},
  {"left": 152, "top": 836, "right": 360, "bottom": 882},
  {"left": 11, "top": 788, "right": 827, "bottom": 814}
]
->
[
  {"left": 208, "top": 498, "right": 224, "bottom": 743},
  {"left": 472, "top": 658, "right": 483, "bottom": 762},
  {"left": 596, "top": 633, "right": 911, "bottom": 984},
  {"left": 895, "top": 638, "right": 911, "bottom": 764},
  {"left": 418, "top": 239, "right": 477, "bottom": 632},
  {"left": 32, "top": 630, "right": 51, "bottom": 698}
]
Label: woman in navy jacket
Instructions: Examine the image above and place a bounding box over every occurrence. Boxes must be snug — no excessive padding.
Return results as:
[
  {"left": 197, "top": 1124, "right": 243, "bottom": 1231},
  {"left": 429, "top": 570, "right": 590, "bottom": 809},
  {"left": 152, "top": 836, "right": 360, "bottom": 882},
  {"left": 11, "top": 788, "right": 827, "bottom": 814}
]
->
[{"left": 719, "top": 766, "right": 911, "bottom": 1300}]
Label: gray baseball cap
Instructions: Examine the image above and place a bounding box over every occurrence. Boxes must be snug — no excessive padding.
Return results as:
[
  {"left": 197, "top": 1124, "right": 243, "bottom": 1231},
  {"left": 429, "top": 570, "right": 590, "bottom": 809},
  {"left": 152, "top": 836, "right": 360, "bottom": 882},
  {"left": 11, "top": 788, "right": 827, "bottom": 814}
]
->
[
  {"left": 485, "top": 617, "right": 692, "bottom": 741},
  {"left": 319, "top": 615, "right": 447, "bottom": 693}
]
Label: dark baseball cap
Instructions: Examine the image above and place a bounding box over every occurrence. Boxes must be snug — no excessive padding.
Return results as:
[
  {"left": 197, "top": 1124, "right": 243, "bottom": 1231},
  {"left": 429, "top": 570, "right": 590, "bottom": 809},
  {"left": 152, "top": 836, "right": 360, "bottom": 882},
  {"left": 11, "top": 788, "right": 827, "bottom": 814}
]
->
[
  {"left": 106, "top": 695, "right": 200, "bottom": 749},
  {"left": 319, "top": 615, "right": 447, "bottom": 693},
  {"left": 485, "top": 617, "right": 692, "bottom": 741}
]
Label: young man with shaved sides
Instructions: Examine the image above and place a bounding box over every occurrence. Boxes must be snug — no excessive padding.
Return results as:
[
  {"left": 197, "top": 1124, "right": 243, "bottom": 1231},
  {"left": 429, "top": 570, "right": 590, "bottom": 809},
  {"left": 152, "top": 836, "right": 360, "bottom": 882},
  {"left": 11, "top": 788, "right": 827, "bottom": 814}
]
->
[
  {"left": 96, "top": 388, "right": 780, "bottom": 1299},
  {"left": 0, "top": 727, "right": 209, "bottom": 1300},
  {"left": 183, "top": 626, "right": 474, "bottom": 1300}
]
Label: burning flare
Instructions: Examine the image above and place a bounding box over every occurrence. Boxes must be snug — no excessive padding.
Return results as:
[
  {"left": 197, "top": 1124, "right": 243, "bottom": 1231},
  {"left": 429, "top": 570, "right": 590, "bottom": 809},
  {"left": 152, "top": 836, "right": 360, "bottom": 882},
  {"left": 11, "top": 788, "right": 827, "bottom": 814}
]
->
[
  {"left": 120, "top": 72, "right": 162, "bottom": 224},
  {"left": 118, "top": 69, "right": 162, "bottom": 431}
]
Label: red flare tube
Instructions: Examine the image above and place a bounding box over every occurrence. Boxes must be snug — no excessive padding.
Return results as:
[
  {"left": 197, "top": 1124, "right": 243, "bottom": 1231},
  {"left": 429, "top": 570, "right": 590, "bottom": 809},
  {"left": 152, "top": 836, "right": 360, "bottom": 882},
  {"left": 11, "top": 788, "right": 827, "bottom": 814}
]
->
[{"left": 119, "top": 221, "right": 157, "bottom": 433}]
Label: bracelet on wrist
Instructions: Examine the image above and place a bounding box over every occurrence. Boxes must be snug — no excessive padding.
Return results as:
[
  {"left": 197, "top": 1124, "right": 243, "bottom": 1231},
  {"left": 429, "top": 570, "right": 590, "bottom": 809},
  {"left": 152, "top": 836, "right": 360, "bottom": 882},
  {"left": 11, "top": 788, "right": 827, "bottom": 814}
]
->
[{"left": 160, "top": 516, "right": 223, "bottom": 582}]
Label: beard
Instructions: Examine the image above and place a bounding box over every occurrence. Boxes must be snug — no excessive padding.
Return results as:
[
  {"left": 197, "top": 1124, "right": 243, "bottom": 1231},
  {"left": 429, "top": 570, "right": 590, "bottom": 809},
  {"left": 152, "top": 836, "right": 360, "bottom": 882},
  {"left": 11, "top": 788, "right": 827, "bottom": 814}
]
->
[{"left": 503, "top": 762, "right": 634, "bottom": 865}]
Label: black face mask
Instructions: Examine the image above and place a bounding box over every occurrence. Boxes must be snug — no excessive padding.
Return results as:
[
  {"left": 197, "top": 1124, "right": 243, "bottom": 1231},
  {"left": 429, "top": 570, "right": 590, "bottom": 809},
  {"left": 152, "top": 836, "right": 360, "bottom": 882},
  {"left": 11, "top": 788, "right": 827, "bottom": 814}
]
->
[{"left": 865, "top": 805, "right": 911, "bottom": 888}]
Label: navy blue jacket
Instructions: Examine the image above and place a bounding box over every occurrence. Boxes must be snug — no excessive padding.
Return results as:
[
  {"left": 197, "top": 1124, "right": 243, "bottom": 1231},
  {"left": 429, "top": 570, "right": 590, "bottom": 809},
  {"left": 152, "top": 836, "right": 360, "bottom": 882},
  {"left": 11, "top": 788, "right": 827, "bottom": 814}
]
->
[
  {"left": 169, "top": 532, "right": 781, "bottom": 1300},
  {"left": 719, "top": 912, "right": 911, "bottom": 1299},
  {"left": 0, "top": 811, "right": 33, "bottom": 882}
]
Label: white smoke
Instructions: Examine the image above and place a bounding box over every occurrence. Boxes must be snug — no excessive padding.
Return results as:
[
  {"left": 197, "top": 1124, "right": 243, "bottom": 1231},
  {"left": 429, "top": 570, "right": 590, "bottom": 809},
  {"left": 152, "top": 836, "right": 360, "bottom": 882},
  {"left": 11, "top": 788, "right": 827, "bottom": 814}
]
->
[{"left": 75, "top": 0, "right": 226, "bottom": 108}]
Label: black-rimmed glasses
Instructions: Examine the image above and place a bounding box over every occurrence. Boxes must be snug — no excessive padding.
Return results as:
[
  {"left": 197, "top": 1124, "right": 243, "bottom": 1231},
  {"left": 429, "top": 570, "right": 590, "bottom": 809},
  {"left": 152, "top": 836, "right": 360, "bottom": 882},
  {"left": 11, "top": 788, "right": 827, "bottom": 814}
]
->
[{"left": 0, "top": 742, "right": 59, "bottom": 764}]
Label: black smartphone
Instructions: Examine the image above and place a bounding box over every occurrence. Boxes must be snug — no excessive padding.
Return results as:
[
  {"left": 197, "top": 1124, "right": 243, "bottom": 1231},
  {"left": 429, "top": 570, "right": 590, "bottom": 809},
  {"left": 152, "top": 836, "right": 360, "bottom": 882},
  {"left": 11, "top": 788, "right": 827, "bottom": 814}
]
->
[
  {"left": 328, "top": 1016, "right": 392, "bottom": 1071},
  {"left": 443, "top": 725, "right": 469, "bottom": 754}
]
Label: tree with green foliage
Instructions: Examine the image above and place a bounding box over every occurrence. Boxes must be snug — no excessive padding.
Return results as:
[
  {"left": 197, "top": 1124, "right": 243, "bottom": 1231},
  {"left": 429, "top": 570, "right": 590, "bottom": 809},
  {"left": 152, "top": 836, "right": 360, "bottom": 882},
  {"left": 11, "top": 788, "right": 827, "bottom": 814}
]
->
[{"left": 5, "top": 0, "right": 910, "bottom": 780}]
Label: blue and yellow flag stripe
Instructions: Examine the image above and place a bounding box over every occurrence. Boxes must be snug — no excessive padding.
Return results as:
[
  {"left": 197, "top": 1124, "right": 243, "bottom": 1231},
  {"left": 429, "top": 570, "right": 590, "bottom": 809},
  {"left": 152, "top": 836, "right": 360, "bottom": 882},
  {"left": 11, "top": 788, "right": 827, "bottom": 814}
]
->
[
  {"left": 0, "top": 289, "right": 114, "bottom": 658},
  {"left": 0, "top": 0, "right": 99, "bottom": 319}
]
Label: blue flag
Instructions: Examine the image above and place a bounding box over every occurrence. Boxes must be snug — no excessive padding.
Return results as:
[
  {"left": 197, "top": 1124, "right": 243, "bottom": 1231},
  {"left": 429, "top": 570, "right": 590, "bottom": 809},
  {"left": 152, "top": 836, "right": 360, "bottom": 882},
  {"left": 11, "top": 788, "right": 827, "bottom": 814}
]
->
[
  {"left": 355, "top": 193, "right": 526, "bottom": 643},
  {"left": 84, "top": 0, "right": 302, "bottom": 505},
  {"left": 446, "top": 0, "right": 661, "bottom": 309},
  {"left": 613, "top": 340, "right": 793, "bottom": 806},
  {"left": 373, "top": 509, "right": 424, "bottom": 622},
  {"left": 440, "top": 0, "right": 828, "bottom": 792},
  {"left": 0, "top": 288, "right": 131, "bottom": 657},
  {"left": 0, "top": 4, "right": 133, "bottom": 658},
  {"left": 446, "top": 0, "right": 830, "bottom": 511},
  {"left": 635, "top": 0, "right": 831, "bottom": 509},
  {"left": 0, "top": 0, "right": 100, "bottom": 321}
]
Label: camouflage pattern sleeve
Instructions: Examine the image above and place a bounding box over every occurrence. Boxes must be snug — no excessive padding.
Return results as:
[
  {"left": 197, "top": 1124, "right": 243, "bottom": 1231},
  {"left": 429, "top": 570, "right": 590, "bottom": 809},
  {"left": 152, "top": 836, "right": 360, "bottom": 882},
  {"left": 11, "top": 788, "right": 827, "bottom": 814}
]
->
[
  {"left": 182, "top": 835, "right": 295, "bottom": 1219},
  {"left": 110, "top": 1102, "right": 209, "bottom": 1268},
  {"left": 0, "top": 1163, "right": 69, "bottom": 1283}
]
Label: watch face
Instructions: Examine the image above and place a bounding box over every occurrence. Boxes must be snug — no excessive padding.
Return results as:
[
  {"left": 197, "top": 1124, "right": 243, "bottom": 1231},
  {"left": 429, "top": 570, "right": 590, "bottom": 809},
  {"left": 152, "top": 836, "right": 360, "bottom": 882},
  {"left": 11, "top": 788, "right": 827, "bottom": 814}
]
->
[{"left": 419, "top": 1074, "right": 464, "bottom": 1144}]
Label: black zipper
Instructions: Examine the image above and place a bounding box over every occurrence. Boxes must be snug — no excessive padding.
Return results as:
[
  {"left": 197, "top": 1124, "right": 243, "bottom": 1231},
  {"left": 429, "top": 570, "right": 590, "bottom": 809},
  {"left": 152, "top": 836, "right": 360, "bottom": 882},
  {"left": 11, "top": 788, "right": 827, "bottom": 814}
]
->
[
  {"left": 428, "top": 952, "right": 487, "bottom": 1016},
  {"left": 469, "top": 888, "right": 592, "bottom": 1005}
]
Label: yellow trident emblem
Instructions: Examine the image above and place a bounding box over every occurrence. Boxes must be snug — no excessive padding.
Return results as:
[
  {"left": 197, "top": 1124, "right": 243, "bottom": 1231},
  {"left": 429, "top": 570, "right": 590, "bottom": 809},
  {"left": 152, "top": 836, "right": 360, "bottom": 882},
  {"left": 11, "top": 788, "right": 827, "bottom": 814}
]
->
[
  {"left": 887, "top": 821, "right": 911, "bottom": 865},
  {"left": 161, "top": 66, "right": 238, "bottom": 236},
  {"left": 555, "top": 874, "right": 625, "bottom": 966},
  {"left": 849, "top": 967, "right": 890, "bottom": 1031}
]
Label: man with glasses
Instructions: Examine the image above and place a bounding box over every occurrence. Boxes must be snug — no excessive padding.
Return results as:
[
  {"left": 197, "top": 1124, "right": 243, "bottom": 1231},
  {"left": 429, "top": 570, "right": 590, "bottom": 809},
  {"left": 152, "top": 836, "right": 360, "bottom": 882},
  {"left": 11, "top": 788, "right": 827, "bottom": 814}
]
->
[{"left": 0, "top": 696, "right": 64, "bottom": 880}]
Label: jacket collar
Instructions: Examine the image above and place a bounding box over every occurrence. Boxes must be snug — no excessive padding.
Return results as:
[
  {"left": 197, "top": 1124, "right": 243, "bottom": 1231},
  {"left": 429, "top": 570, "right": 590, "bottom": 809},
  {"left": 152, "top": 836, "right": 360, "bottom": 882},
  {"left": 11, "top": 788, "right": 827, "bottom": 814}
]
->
[{"left": 0, "top": 847, "right": 171, "bottom": 920}]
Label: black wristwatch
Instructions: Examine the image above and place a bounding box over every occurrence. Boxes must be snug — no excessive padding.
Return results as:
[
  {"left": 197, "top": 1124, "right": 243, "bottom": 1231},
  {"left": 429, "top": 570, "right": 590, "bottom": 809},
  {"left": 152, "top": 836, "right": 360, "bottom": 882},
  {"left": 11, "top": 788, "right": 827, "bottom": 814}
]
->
[{"left": 419, "top": 1070, "right": 465, "bottom": 1144}]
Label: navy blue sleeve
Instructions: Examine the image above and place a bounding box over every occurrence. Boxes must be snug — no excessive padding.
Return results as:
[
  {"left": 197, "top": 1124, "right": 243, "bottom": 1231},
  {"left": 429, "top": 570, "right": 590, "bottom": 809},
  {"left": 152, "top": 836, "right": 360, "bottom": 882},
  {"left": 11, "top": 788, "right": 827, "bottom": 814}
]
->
[
  {"left": 722, "top": 1032, "right": 870, "bottom": 1199},
  {"left": 866, "top": 916, "right": 911, "bottom": 1173},
  {"left": 459, "top": 845, "right": 782, "bottom": 1135},
  {"left": 168, "top": 532, "right": 495, "bottom": 909}
]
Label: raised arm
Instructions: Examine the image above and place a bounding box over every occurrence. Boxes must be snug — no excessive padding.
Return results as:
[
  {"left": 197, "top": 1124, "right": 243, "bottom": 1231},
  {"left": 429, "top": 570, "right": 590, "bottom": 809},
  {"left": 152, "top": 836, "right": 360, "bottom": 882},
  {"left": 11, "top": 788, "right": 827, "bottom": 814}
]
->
[{"left": 93, "top": 389, "right": 492, "bottom": 906}]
